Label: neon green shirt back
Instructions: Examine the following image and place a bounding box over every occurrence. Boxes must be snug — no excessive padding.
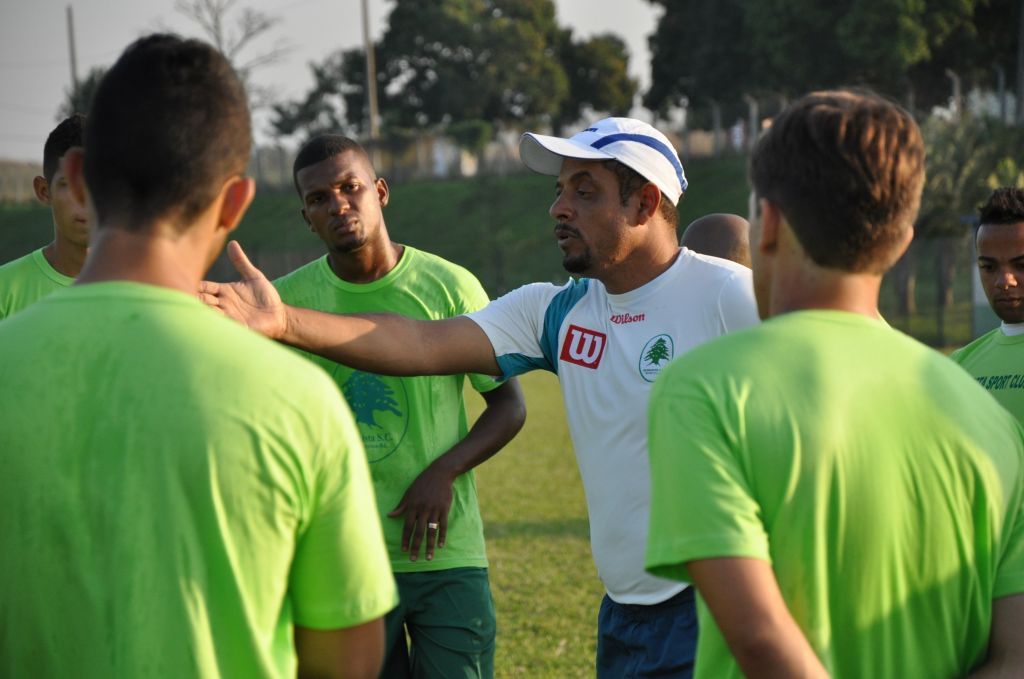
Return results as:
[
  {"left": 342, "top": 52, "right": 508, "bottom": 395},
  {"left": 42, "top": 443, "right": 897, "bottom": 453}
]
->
[
  {"left": 0, "top": 282, "right": 397, "bottom": 678},
  {"left": 646, "top": 310, "right": 1024, "bottom": 679},
  {"left": 0, "top": 247, "right": 74, "bottom": 318},
  {"left": 274, "top": 247, "right": 499, "bottom": 572},
  {"left": 951, "top": 327, "right": 1024, "bottom": 424}
]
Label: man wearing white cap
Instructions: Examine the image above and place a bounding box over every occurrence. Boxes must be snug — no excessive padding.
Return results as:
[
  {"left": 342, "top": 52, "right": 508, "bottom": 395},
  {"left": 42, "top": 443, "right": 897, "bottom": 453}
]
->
[{"left": 200, "top": 117, "right": 760, "bottom": 677}]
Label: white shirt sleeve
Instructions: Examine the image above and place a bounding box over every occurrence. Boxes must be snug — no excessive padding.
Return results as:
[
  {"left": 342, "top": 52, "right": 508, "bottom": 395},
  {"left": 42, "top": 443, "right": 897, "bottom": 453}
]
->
[
  {"left": 717, "top": 269, "right": 761, "bottom": 333},
  {"left": 466, "top": 281, "right": 569, "bottom": 378}
]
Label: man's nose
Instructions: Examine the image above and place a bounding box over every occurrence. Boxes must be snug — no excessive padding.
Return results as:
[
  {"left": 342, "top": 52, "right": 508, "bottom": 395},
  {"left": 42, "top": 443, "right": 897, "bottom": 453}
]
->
[
  {"left": 550, "top": 193, "right": 572, "bottom": 221},
  {"left": 997, "top": 270, "right": 1018, "bottom": 289}
]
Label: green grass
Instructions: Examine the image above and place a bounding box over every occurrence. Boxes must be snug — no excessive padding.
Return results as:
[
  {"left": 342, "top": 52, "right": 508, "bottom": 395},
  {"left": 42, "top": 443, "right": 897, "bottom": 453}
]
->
[{"left": 468, "top": 371, "right": 603, "bottom": 678}]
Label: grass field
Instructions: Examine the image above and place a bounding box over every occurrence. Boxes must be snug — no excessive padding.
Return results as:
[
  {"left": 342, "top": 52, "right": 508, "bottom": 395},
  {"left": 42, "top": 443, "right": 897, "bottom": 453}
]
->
[{"left": 468, "top": 371, "right": 604, "bottom": 678}]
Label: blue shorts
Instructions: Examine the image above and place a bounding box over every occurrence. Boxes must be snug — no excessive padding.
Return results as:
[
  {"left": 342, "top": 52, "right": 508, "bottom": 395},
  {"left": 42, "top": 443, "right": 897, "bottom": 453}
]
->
[{"left": 596, "top": 587, "right": 697, "bottom": 678}]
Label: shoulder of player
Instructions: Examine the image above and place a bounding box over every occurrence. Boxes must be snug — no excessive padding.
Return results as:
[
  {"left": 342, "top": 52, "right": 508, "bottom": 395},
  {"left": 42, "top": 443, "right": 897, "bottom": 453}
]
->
[
  {"left": 949, "top": 327, "right": 1002, "bottom": 364},
  {"left": 0, "top": 249, "right": 37, "bottom": 277},
  {"left": 272, "top": 255, "right": 326, "bottom": 293},
  {"left": 400, "top": 245, "right": 483, "bottom": 287}
]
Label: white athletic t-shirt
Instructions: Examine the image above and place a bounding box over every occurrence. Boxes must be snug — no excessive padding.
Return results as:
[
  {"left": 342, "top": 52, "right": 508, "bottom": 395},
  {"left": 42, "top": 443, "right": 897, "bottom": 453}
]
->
[{"left": 468, "top": 249, "right": 759, "bottom": 603}]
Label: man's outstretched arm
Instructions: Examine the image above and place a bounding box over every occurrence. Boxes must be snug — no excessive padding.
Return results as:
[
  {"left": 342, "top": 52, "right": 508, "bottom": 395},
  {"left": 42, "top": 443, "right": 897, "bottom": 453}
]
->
[
  {"left": 687, "top": 557, "right": 829, "bottom": 679},
  {"left": 200, "top": 241, "right": 501, "bottom": 377},
  {"left": 388, "top": 379, "right": 527, "bottom": 562}
]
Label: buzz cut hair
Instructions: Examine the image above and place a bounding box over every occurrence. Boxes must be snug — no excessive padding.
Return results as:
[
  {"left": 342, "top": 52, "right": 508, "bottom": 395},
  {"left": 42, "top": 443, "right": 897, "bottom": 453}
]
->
[
  {"left": 43, "top": 114, "right": 86, "bottom": 184},
  {"left": 293, "top": 135, "right": 373, "bottom": 195},
  {"left": 83, "top": 34, "right": 252, "bottom": 229}
]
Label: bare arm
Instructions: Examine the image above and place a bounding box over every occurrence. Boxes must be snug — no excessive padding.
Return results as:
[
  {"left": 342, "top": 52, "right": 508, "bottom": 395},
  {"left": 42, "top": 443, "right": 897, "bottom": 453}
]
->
[
  {"left": 967, "top": 594, "right": 1024, "bottom": 678},
  {"left": 199, "top": 241, "right": 500, "bottom": 376},
  {"left": 387, "top": 378, "right": 527, "bottom": 561},
  {"left": 294, "top": 618, "right": 385, "bottom": 679},
  {"left": 688, "top": 557, "right": 829, "bottom": 679}
]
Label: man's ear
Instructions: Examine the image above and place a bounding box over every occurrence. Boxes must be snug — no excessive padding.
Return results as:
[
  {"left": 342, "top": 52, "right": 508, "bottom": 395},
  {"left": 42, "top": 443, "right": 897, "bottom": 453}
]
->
[
  {"left": 32, "top": 176, "right": 50, "bottom": 204},
  {"left": 376, "top": 177, "right": 390, "bottom": 208},
  {"left": 759, "top": 198, "right": 782, "bottom": 255},
  {"left": 61, "top": 148, "right": 88, "bottom": 211},
  {"left": 635, "top": 182, "right": 661, "bottom": 223},
  {"left": 216, "top": 176, "right": 255, "bottom": 235}
]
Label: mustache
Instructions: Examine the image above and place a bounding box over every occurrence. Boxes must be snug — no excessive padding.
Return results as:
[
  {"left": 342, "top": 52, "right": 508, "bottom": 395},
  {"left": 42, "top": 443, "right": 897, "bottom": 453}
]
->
[{"left": 554, "top": 223, "right": 581, "bottom": 238}]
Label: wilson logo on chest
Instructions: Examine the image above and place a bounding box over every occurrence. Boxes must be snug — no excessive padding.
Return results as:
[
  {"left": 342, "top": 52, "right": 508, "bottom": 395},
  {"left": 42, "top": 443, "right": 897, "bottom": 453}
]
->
[{"left": 560, "top": 324, "right": 607, "bottom": 369}]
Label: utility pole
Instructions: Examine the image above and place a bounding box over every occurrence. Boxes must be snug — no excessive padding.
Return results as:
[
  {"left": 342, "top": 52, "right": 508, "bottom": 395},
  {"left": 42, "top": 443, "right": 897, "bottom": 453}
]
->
[
  {"left": 361, "top": 0, "right": 380, "bottom": 142},
  {"left": 66, "top": 5, "right": 79, "bottom": 95}
]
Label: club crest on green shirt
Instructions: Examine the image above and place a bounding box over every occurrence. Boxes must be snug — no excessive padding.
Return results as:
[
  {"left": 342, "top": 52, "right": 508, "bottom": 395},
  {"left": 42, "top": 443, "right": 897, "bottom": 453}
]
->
[
  {"left": 339, "top": 369, "right": 410, "bottom": 462},
  {"left": 639, "top": 334, "right": 675, "bottom": 383}
]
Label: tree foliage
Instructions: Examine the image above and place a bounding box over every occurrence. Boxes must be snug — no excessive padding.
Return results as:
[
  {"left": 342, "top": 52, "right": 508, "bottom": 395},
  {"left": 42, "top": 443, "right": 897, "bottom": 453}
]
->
[
  {"left": 58, "top": 67, "right": 106, "bottom": 119},
  {"left": 271, "top": 0, "right": 635, "bottom": 142},
  {"left": 645, "top": 0, "right": 1020, "bottom": 114},
  {"left": 175, "top": 0, "right": 289, "bottom": 109}
]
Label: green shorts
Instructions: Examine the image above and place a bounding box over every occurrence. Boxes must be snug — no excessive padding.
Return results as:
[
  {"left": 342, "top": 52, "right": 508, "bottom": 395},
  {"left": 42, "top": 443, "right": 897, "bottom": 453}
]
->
[{"left": 380, "top": 567, "right": 495, "bottom": 679}]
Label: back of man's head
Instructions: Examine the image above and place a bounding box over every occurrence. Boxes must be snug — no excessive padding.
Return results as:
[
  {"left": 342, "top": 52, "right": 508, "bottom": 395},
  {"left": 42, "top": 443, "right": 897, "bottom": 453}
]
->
[
  {"left": 681, "top": 213, "right": 751, "bottom": 268},
  {"left": 84, "top": 34, "right": 251, "bottom": 229},
  {"left": 293, "top": 134, "right": 371, "bottom": 194},
  {"left": 979, "top": 187, "right": 1024, "bottom": 225},
  {"left": 750, "top": 89, "right": 924, "bottom": 274},
  {"left": 43, "top": 114, "right": 86, "bottom": 184}
]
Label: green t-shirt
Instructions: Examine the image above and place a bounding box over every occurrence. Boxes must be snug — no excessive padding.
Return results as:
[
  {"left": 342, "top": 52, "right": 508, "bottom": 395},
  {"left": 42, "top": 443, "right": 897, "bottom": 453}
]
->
[
  {"left": 646, "top": 310, "right": 1024, "bottom": 679},
  {"left": 0, "top": 282, "right": 398, "bottom": 679},
  {"left": 274, "top": 247, "right": 499, "bottom": 573},
  {"left": 951, "top": 327, "right": 1024, "bottom": 424},
  {"left": 0, "top": 247, "right": 74, "bottom": 318}
]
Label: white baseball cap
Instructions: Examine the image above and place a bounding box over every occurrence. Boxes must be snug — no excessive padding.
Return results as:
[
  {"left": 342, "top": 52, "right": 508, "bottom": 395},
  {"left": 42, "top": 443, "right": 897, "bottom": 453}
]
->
[{"left": 519, "top": 117, "right": 688, "bottom": 205}]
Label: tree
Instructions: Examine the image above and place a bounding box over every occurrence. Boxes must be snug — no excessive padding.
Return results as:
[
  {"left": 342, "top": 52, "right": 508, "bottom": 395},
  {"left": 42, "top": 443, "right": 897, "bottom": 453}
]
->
[
  {"left": 271, "top": 0, "right": 629, "bottom": 142},
  {"left": 645, "top": 0, "right": 1015, "bottom": 117},
  {"left": 175, "top": 0, "right": 289, "bottom": 108},
  {"left": 554, "top": 31, "right": 637, "bottom": 134},
  {"left": 644, "top": 0, "right": 752, "bottom": 116},
  {"left": 270, "top": 49, "right": 365, "bottom": 140},
  {"left": 58, "top": 66, "right": 106, "bottom": 119}
]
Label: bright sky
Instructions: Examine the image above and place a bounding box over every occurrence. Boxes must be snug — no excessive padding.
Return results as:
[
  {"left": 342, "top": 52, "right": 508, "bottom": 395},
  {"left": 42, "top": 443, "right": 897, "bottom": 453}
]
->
[{"left": 0, "top": 0, "right": 661, "bottom": 162}]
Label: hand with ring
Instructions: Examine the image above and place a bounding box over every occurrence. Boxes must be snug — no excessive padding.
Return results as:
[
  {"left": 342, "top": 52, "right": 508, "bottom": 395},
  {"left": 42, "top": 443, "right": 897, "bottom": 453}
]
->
[{"left": 388, "top": 464, "right": 455, "bottom": 562}]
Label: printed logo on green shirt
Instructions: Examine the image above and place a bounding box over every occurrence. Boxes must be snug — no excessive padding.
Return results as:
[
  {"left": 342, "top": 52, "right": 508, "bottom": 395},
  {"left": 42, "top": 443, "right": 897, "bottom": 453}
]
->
[
  {"left": 638, "top": 334, "right": 674, "bottom": 382},
  {"left": 975, "top": 373, "right": 1024, "bottom": 390},
  {"left": 340, "top": 369, "right": 410, "bottom": 462}
]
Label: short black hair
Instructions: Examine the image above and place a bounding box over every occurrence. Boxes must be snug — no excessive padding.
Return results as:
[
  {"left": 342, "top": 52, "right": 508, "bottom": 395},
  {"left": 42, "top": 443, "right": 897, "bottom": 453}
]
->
[
  {"left": 84, "top": 34, "right": 251, "bottom": 228},
  {"left": 292, "top": 134, "right": 372, "bottom": 195},
  {"left": 43, "top": 114, "right": 86, "bottom": 183},
  {"left": 979, "top": 188, "right": 1024, "bottom": 225},
  {"left": 750, "top": 89, "right": 924, "bottom": 274},
  {"left": 601, "top": 159, "right": 679, "bottom": 229}
]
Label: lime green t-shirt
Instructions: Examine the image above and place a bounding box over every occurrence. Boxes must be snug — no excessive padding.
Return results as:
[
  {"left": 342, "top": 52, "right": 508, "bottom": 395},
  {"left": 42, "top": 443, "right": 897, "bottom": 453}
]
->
[
  {"left": 274, "top": 247, "right": 499, "bottom": 573},
  {"left": 0, "top": 247, "right": 74, "bottom": 318},
  {"left": 646, "top": 310, "right": 1024, "bottom": 679},
  {"left": 0, "top": 282, "right": 398, "bottom": 679},
  {"left": 951, "top": 327, "right": 1024, "bottom": 424}
]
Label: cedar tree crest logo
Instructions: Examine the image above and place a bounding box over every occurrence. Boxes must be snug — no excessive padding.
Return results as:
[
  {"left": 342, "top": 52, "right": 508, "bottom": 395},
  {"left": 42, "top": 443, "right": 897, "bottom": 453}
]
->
[
  {"left": 638, "top": 334, "right": 674, "bottom": 382},
  {"left": 560, "top": 324, "right": 607, "bottom": 369}
]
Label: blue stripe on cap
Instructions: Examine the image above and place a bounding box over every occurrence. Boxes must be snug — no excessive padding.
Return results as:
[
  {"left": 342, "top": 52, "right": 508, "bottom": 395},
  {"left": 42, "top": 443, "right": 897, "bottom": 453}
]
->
[{"left": 591, "top": 133, "right": 687, "bottom": 192}]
